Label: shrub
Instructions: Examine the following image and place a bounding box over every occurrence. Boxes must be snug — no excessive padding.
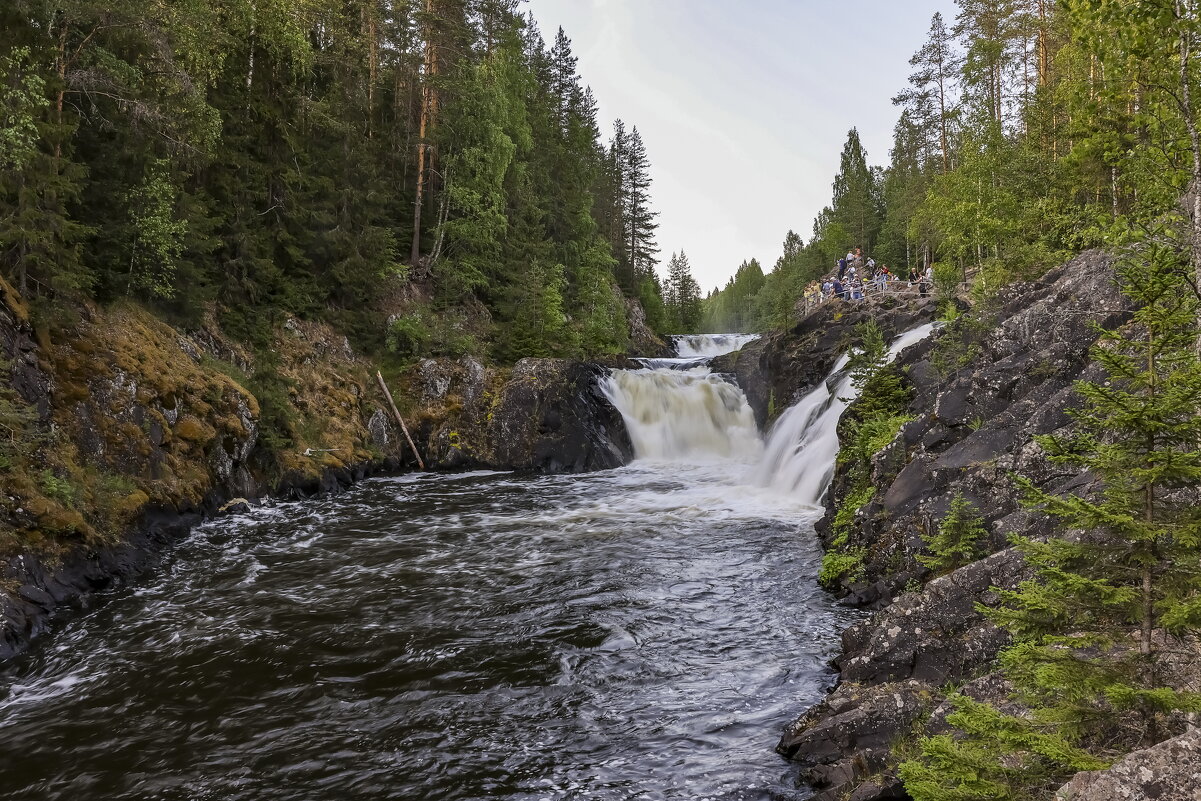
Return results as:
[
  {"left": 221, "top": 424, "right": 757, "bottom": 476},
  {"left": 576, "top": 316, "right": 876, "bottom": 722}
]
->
[{"left": 919, "top": 491, "right": 987, "bottom": 573}]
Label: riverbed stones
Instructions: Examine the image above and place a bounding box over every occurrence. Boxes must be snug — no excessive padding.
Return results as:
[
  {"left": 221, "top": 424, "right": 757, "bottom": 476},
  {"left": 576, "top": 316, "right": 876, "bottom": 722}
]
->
[{"left": 778, "top": 679, "right": 939, "bottom": 800}]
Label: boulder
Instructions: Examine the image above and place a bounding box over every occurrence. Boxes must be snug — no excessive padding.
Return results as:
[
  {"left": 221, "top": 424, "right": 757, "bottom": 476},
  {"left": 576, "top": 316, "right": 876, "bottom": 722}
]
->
[{"left": 1056, "top": 729, "right": 1201, "bottom": 800}]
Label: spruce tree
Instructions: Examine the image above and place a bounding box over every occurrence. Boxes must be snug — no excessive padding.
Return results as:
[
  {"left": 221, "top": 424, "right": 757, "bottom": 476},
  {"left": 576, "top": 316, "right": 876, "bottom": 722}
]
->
[
  {"left": 919, "top": 491, "right": 987, "bottom": 573},
  {"left": 666, "top": 251, "right": 702, "bottom": 333},
  {"left": 622, "top": 126, "right": 659, "bottom": 279},
  {"left": 830, "top": 129, "right": 882, "bottom": 257}
]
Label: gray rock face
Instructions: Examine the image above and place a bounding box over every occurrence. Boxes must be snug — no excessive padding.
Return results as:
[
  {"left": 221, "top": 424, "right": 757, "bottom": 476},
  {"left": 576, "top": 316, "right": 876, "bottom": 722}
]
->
[
  {"left": 488, "top": 359, "right": 632, "bottom": 473},
  {"left": 778, "top": 252, "right": 1130, "bottom": 801},
  {"left": 824, "top": 251, "right": 1124, "bottom": 607},
  {"left": 1056, "top": 729, "right": 1201, "bottom": 800},
  {"left": 835, "top": 549, "right": 1026, "bottom": 687},
  {"left": 626, "top": 298, "right": 671, "bottom": 358},
  {"left": 414, "top": 357, "right": 633, "bottom": 474}
]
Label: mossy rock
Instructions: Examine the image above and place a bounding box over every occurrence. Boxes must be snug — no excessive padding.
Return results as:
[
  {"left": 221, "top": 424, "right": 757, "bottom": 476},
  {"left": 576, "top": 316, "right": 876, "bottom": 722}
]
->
[{"left": 174, "top": 415, "right": 216, "bottom": 444}]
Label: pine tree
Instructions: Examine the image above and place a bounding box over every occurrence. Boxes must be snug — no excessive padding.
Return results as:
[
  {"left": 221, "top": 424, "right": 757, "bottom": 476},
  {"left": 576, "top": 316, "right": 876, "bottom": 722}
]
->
[
  {"left": 894, "top": 12, "right": 960, "bottom": 173},
  {"left": 622, "top": 126, "right": 659, "bottom": 279}
]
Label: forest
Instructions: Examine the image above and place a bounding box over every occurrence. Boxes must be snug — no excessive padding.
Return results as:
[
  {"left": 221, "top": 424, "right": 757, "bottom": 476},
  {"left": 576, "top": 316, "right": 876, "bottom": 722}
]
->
[
  {"left": 703, "top": 0, "right": 1201, "bottom": 335},
  {"left": 0, "top": 0, "right": 685, "bottom": 363}
]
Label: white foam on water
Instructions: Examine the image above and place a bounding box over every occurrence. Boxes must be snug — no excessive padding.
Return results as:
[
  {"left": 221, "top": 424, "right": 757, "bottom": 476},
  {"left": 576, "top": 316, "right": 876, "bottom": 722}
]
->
[
  {"left": 671, "top": 333, "right": 760, "bottom": 359},
  {"left": 602, "top": 323, "right": 936, "bottom": 508},
  {"left": 749, "top": 323, "right": 936, "bottom": 504}
]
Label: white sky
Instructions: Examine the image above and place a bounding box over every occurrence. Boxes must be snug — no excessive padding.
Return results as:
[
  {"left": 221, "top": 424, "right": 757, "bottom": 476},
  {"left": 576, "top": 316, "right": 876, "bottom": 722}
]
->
[{"left": 522, "top": 0, "right": 960, "bottom": 292}]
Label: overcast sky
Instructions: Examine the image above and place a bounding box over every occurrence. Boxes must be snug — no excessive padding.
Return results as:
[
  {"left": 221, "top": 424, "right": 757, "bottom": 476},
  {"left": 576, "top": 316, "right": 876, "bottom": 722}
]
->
[{"left": 522, "top": 0, "right": 960, "bottom": 291}]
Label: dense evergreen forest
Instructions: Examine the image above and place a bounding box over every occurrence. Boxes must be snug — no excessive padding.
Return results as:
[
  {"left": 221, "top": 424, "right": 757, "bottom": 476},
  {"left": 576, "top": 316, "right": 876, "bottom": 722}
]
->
[
  {"left": 0, "top": 0, "right": 680, "bottom": 361},
  {"left": 703, "top": 0, "right": 1201, "bottom": 335}
]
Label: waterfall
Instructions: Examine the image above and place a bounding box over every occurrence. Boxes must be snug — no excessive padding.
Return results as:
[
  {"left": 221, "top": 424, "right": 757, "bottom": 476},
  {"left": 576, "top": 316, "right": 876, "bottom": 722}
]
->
[
  {"left": 601, "top": 366, "right": 762, "bottom": 462},
  {"left": 749, "top": 323, "right": 936, "bottom": 504},
  {"left": 671, "top": 334, "right": 760, "bottom": 359},
  {"left": 600, "top": 324, "right": 934, "bottom": 504}
]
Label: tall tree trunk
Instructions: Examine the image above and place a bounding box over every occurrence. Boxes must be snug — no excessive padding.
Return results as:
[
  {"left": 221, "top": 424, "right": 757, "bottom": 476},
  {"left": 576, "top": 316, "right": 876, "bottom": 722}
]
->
[
  {"left": 1175, "top": 3, "right": 1201, "bottom": 346},
  {"left": 54, "top": 22, "right": 67, "bottom": 160},
  {"left": 246, "top": 0, "right": 257, "bottom": 97},
  {"left": 364, "top": 2, "right": 378, "bottom": 138},
  {"left": 411, "top": 0, "right": 438, "bottom": 268},
  {"left": 936, "top": 46, "right": 950, "bottom": 174},
  {"left": 1037, "top": 0, "right": 1050, "bottom": 88}
]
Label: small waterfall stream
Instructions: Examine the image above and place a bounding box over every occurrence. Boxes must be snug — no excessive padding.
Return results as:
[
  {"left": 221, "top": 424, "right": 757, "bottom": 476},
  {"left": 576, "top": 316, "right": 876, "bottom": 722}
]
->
[{"left": 750, "top": 323, "right": 936, "bottom": 503}]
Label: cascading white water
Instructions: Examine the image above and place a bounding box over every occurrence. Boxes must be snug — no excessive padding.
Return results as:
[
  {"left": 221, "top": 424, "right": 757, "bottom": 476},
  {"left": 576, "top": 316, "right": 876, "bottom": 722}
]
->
[
  {"left": 672, "top": 334, "right": 760, "bottom": 359},
  {"left": 601, "top": 366, "right": 762, "bottom": 462},
  {"left": 601, "top": 324, "right": 934, "bottom": 503},
  {"left": 749, "top": 323, "right": 936, "bottom": 504}
]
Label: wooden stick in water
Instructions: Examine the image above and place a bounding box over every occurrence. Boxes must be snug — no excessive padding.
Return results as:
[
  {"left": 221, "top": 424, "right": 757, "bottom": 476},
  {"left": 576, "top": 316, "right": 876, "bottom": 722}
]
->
[{"left": 376, "top": 371, "right": 426, "bottom": 471}]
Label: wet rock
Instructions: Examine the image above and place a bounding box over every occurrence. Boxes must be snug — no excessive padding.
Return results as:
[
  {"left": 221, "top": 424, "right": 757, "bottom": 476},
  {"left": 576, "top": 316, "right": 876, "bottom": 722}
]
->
[
  {"left": 419, "top": 358, "right": 454, "bottom": 405},
  {"left": 626, "top": 298, "right": 670, "bottom": 357},
  {"left": 1056, "top": 729, "right": 1201, "bottom": 800},
  {"left": 720, "top": 296, "right": 940, "bottom": 426},
  {"left": 779, "top": 680, "right": 940, "bottom": 800},
  {"left": 367, "top": 408, "right": 391, "bottom": 450},
  {"left": 485, "top": 359, "right": 632, "bottom": 473},
  {"left": 218, "top": 498, "right": 253, "bottom": 515}
]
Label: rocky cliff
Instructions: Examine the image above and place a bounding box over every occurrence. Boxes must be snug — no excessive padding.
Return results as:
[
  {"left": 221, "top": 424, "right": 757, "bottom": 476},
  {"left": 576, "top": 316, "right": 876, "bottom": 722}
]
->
[
  {"left": 774, "top": 251, "right": 1137, "bottom": 800},
  {"left": 713, "top": 293, "right": 940, "bottom": 429},
  {"left": 0, "top": 285, "right": 632, "bottom": 663}
]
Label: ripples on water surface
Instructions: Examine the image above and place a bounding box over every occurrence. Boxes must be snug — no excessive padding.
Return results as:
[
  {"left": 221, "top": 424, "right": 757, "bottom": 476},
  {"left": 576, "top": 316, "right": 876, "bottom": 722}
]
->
[{"left": 0, "top": 463, "right": 854, "bottom": 801}]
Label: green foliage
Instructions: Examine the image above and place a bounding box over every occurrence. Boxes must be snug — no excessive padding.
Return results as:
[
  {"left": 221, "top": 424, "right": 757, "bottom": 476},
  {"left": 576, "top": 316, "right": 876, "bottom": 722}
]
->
[
  {"left": 0, "top": 46, "right": 47, "bottom": 170},
  {"left": 664, "top": 251, "right": 702, "bottom": 333},
  {"left": 245, "top": 358, "right": 298, "bottom": 454},
  {"left": 385, "top": 313, "right": 432, "bottom": 361},
  {"left": 39, "top": 470, "right": 79, "bottom": 508},
  {"left": 823, "top": 333, "right": 917, "bottom": 590},
  {"left": 0, "top": 3, "right": 661, "bottom": 362},
  {"left": 831, "top": 483, "right": 876, "bottom": 544},
  {"left": 496, "top": 262, "right": 574, "bottom": 361},
  {"left": 900, "top": 695, "right": 1107, "bottom": 801},
  {"left": 920, "top": 491, "right": 987, "bottom": 573},
  {"left": 386, "top": 306, "right": 480, "bottom": 362},
  {"left": 820, "top": 547, "right": 867, "bottom": 585},
  {"left": 846, "top": 320, "right": 889, "bottom": 392},
  {"left": 930, "top": 309, "right": 992, "bottom": 378},
  {"left": 126, "top": 160, "right": 187, "bottom": 299}
]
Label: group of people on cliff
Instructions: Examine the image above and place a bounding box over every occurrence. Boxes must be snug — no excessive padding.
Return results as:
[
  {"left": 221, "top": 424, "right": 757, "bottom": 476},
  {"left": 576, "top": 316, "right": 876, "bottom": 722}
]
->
[{"left": 800, "top": 248, "right": 933, "bottom": 307}]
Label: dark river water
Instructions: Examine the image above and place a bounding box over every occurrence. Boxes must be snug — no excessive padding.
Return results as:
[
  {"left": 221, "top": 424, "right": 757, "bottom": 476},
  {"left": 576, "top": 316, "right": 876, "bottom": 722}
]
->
[{"left": 0, "top": 463, "right": 851, "bottom": 800}]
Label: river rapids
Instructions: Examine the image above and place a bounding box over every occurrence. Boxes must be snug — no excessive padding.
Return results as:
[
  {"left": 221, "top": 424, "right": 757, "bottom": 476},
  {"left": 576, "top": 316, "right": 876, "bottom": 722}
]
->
[{"left": 0, "top": 330, "right": 931, "bottom": 801}]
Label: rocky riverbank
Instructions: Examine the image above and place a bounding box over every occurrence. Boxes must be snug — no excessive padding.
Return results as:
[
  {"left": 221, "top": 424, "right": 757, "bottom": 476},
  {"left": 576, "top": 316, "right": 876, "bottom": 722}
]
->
[
  {"left": 769, "top": 251, "right": 1201, "bottom": 801},
  {"left": 0, "top": 285, "right": 634, "bottom": 664}
]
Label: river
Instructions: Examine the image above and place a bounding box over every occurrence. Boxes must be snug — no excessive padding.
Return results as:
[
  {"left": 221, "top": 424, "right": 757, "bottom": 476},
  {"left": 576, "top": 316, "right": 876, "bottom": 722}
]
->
[{"left": 0, "top": 331, "right": 929, "bottom": 801}]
